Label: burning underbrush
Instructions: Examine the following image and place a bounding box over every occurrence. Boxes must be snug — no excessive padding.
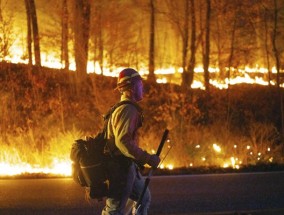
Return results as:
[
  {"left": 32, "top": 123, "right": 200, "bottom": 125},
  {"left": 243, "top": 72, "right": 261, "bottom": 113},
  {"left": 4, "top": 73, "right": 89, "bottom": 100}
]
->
[{"left": 0, "top": 62, "right": 283, "bottom": 177}]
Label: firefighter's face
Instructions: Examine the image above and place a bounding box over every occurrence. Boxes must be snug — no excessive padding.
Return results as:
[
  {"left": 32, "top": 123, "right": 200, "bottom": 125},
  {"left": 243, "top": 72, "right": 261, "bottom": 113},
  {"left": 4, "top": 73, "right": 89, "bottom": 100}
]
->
[{"left": 133, "top": 79, "right": 144, "bottom": 102}]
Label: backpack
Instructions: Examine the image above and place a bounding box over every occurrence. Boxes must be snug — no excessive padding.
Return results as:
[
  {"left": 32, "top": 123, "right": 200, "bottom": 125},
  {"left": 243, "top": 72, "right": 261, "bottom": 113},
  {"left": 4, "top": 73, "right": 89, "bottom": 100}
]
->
[{"left": 70, "top": 100, "right": 142, "bottom": 200}]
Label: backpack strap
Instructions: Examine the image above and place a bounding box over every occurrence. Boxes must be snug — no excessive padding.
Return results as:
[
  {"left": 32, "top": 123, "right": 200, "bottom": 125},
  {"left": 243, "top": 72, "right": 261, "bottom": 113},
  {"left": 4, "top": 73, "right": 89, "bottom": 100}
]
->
[
  {"left": 101, "top": 100, "right": 143, "bottom": 139},
  {"left": 102, "top": 100, "right": 143, "bottom": 157},
  {"left": 103, "top": 100, "right": 142, "bottom": 121}
]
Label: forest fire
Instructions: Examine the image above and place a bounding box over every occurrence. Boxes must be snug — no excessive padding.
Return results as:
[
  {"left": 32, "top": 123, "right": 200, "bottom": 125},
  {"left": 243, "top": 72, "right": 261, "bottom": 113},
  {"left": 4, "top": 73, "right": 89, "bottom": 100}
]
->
[
  {"left": 3, "top": 50, "right": 283, "bottom": 90},
  {"left": 0, "top": 134, "right": 275, "bottom": 177},
  {"left": 0, "top": 1, "right": 284, "bottom": 176},
  {"left": 0, "top": 54, "right": 282, "bottom": 177},
  {"left": 1, "top": 0, "right": 283, "bottom": 180},
  {"left": 0, "top": 141, "right": 71, "bottom": 177},
  {"left": 0, "top": 150, "right": 174, "bottom": 177}
]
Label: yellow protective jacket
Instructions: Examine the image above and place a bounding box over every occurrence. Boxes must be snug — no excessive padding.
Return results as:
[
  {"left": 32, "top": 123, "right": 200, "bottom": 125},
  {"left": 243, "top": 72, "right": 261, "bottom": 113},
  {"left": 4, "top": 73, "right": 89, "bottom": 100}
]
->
[{"left": 106, "top": 96, "right": 148, "bottom": 164}]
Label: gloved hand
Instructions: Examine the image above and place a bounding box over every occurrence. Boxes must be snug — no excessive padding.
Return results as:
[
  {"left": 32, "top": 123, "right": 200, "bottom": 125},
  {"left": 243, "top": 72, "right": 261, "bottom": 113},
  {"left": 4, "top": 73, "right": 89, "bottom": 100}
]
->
[{"left": 146, "top": 154, "right": 160, "bottom": 168}]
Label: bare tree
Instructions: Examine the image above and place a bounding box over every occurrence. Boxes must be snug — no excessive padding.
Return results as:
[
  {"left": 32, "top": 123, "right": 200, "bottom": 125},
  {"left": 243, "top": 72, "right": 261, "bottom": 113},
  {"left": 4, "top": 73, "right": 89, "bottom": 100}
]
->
[
  {"left": 272, "top": 0, "right": 281, "bottom": 88},
  {"left": 73, "top": 0, "right": 91, "bottom": 82},
  {"left": 186, "top": 0, "right": 197, "bottom": 89},
  {"left": 148, "top": 0, "right": 156, "bottom": 82},
  {"left": 181, "top": 0, "right": 197, "bottom": 90},
  {"left": 29, "top": 0, "right": 40, "bottom": 67},
  {"left": 164, "top": 0, "right": 196, "bottom": 90},
  {"left": 212, "top": 0, "right": 230, "bottom": 81},
  {"left": 203, "top": 0, "right": 211, "bottom": 92},
  {"left": 93, "top": 1, "right": 104, "bottom": 74},
  {"left": 0, "top": 0, "right": 2, "bottom": 21},
  {"left": 226, "top": 13, "right": 237, "bottom": 131},
  {"left": 24, "top": 0, "right": 32, "bottom": 66},
  {"left": 24, "top": 0, "right": 41, "bottom": 67},
  {"left": 271, "top": 0, "right": 284, "bottom": 141},
  {"left": 263, "top": 6, "right": 272, "bottom": 86},
  {"left": 181, "top": 0, "right": 189, "bottom": 89},
  {"left": 61, "top": 0, "right": 69, "bottom": 71},
  {"left": 90, "top": 1, "right": 143, "bottom": 72}
]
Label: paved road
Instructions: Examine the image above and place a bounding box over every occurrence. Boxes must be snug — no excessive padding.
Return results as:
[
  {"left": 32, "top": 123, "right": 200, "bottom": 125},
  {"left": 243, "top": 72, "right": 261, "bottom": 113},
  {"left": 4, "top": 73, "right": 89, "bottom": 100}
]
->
[{"left": 0, "top": 172, "right": 284, "bottom": 215}]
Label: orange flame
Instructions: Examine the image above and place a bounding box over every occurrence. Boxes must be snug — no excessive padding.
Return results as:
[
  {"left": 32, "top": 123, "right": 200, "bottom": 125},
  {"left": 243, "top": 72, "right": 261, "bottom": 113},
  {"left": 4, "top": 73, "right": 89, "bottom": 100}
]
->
[{"left": 0, "top": 45, "right": 283, "bottom": 176}]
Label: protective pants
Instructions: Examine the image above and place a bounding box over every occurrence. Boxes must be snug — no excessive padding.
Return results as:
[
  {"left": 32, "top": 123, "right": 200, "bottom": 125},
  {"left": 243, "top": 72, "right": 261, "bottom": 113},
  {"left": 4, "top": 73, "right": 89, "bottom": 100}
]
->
[{"left": 102, "top": 163, "right": 151, "bottom": 215}]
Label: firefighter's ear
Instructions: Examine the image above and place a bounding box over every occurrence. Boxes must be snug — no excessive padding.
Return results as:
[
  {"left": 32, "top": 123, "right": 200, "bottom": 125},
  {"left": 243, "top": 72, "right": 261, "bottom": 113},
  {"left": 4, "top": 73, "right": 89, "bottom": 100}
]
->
[{"left": 119, "top": 89, "right": 123, "bottom": 94}]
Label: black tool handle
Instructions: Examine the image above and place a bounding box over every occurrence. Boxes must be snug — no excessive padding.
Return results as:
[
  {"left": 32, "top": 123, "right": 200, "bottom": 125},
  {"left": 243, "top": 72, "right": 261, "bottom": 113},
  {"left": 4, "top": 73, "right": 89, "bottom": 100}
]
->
[
  {"left": 135, "top": 129, "right": 169, "bottom": 211},
  {"left": 156, "top": 129, "right": 169, "bottom": 156}
]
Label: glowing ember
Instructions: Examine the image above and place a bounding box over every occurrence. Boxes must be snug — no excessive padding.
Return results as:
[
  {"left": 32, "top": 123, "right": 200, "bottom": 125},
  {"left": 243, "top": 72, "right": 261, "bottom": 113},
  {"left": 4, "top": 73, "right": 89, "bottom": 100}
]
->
[
  {"left": 159, "top": 163, "right": 174, "bottom": 170},
  {"left": 213, "top": 143, "right": 221, "bottom": 153}
]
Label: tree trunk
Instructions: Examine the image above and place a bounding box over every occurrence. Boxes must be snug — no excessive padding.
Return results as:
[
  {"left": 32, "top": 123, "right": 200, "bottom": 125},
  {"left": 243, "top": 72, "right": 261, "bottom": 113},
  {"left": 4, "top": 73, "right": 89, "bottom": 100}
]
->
[
  {"left": 264, "top": 8, "right": 271, "bottom": 87},
  {"left": 148, "top": 0, "right": 156, "bottom": 82},
  {"left": 24, "top": 0, "right": 32, "bottom": 66},
  {"left": 228, "top": 18, "right": 237, "bottom": 85},
  {"left": 29, "top": 0, "right": 41, "bottom": 67},
  {"left": 94, "top": 4, "right": 104, "bottom": 75},
  {"left": 73, "top": 0, "right": 91, "bottom": 82},
  {"left": 0, "top": 0, "right": 2, "bottom": 21},
  {"left": 215, "top": 2, "right": 226, "bottom": 80},
  {"left": 203, "top": 0, "right": 210, "bottom": 92},
  {"left": 272, "top": 0, "right": 280, "bottom": 88},
  {"left": 181, "top": 0, "right": 196, "bottom": 90},
  {"left": 187, "top": 0, "right": 196, "bottom": 88},
  {"left": 61, "top": 0, "right": 69, "bottom": 71},
  {"left": 272, "top": 0, "right": 284, "bottom": 142},
  {"left": 226, "top": 16, "right": 237, "bottom": 131},
  {"left": 181, "top": 0, "right": 189, "bottom": 90},
  {"left": 98, "top": 8, "right": 104, "bottom": 75}
]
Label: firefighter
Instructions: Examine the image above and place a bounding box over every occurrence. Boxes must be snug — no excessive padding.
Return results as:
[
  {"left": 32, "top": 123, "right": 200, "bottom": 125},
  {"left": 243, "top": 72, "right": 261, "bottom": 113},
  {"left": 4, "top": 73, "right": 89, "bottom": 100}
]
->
[{"left": 102, "top": 68, "right": 160, "bottom": 215}]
